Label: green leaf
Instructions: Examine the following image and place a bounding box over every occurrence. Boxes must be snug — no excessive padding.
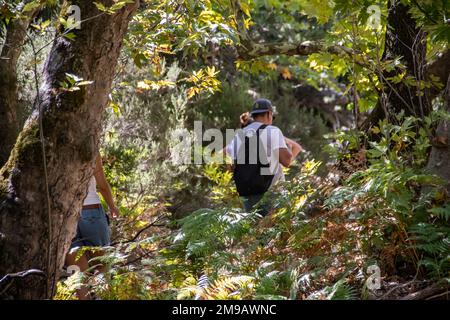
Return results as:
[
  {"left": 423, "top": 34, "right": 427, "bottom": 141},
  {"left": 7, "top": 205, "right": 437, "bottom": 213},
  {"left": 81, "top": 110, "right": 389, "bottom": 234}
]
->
[
  {"left": 93, "top": 2, "right": 107, "bottom": 12},
  {"left": 41, "top": 19, "right": 51, "bottom": 30},
  {"left": 63, "top": 33, "right": 77, "bottom": 40},
  {"left": 22, "top": 1, "right": 41, "bottom": 13},
  {"left": 240, "top": 2, "right": 251, "bottom": 18},
  {"left": 65, "top": 73, "right": 82, "bottom": 83},
  {"left": 110, "top": 3, "right": 128, "bottom": 12},
  {"left": 298, "top": 0, "right": 335, "bottom": 24}
]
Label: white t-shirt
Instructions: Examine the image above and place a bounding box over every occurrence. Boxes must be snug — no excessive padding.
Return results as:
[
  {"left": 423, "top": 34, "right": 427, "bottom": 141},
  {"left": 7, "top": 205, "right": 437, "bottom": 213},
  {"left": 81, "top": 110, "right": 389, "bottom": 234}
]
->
[
  {"left": 226, "top": 121, "right": 288, "bottom": 187},
  {"left": 83, "top": 176, "right": 101, "bottom": 205}
]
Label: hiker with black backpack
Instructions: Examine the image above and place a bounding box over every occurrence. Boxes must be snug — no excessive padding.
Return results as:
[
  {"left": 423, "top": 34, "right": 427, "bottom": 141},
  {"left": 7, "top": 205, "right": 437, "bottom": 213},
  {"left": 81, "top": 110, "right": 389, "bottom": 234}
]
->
[{"left": 225, "top": 99, "right": 303, "bottom": 216}]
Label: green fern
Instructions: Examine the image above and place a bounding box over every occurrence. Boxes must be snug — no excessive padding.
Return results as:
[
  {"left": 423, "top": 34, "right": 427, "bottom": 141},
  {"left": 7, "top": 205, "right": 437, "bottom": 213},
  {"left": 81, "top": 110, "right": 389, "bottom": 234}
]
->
[
  {"left": 306, "top": 279, "right": 357, "bottom": 300},
  {"left": 410, "top": 222, "right": 450, "bottom": 279},
  {"left": 327, "top": 280, "right": 358, "bottom": 300},
  {"left": 178, "top": 275, "right": 255, "bottom": 300},
  {"left": 174, "top": 208, "right": 257, "bottom": 259},
  {"left": 428, "top": 205, "right": 450, "bottom": 221}
]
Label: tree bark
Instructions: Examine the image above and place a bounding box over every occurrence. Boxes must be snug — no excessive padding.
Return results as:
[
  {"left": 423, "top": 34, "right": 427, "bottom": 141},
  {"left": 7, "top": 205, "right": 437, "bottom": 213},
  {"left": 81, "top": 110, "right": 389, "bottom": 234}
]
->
[
  {"left": 426, "top": 75, "right": 450, "bottom": 195},
  {"left": 363, "top": 2, "right": 428, "bottom": 128},
  {"left": 0, "top": 2, "right": 40, "bottom": 168},
  {"left": 425, "top": 49, "right": 450, "bottom": 100},
  {"left": 0, "top": 0, "right": 139, "bottom": 300}
]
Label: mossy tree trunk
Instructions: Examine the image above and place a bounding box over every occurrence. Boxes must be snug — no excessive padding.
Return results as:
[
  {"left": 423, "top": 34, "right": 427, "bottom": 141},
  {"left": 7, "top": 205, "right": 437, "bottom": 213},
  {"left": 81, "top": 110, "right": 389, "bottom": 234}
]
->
[
  {"left": 0, "top": 0, "right": 138, "bottom": 300},
  {"left": 363, "top": 2, "right": 428, "bottom": 129},
  {"left": 426, "top": 75, "right": 450, "bottom": 195},
  {"left": 362, "top": 2, "right": 450, "bottom": 190},
  {"left": 0, "top": 2, "right": 40, "bottom": 167}
]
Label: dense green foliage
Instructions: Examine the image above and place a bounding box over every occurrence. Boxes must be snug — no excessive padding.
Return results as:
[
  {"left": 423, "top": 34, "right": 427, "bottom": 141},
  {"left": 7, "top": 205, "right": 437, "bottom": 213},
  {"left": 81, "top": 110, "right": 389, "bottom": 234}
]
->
[
  {"left": 57, "top": 103, "right": 450, "bottom": 300},
  {"left": 2, "top": 0, "right": 449, "bottom": 300}
]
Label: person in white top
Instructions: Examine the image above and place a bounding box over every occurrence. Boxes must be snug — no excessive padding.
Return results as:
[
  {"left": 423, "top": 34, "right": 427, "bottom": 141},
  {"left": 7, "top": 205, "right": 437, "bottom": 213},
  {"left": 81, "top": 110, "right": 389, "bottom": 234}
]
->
[
  {"left": 225, "top": 99, "right": 303, "bottom": 216},
  {"left": 65, "top": 151, "right": 119, "bottom": 299}
]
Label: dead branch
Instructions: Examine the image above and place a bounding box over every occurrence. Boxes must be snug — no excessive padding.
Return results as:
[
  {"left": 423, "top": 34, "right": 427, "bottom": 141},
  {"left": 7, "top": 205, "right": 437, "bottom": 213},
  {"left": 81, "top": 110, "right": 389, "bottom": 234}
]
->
[
  {"left": 400, "top": 283, "right": 449, "bottom": 300},
  {"left": 0, "top": 269, "right": 46, "bottom": 295}
]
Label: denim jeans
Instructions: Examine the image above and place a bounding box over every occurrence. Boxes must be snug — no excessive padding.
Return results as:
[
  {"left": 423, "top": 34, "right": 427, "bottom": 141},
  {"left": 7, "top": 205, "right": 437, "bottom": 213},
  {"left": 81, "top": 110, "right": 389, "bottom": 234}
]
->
[{"left": 70, "top": 206, "right": 111, "bottom": 249}]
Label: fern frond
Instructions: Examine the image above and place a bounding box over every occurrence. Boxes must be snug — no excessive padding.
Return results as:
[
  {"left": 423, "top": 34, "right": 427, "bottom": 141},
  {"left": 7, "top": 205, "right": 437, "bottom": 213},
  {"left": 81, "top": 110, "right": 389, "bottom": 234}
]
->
[
  {"left": 327, "top": 280, "right": 357, "bottom": 300},
  {"left": 202, "top": 275, "right": 255, "bottom": 300},
  {"left": 306, "top": 279, "right": 357, "bottom": 300},
  {"left": 428, "top": 205, "right": 450, "bottom": 221}
]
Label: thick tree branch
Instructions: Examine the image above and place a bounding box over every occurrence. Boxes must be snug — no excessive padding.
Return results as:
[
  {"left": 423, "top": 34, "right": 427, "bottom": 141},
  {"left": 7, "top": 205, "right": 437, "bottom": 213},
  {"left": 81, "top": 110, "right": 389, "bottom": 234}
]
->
[
  {"left": 0, "top": 2, "right": 41, "bottom": 167},
  {"left": 230, "top": 0, "right": 367, "bottom": 66},
  {"left": 400, "top": 283, "right": 449, "bottom": 300},
  {"left": 0, "top": 269, "right": 45, "bottom": 295}
]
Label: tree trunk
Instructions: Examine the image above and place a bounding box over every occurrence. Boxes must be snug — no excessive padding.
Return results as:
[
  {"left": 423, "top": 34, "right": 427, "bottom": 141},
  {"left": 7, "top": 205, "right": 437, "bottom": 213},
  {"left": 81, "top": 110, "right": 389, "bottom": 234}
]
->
[
  {"left": 425, "top": 49, "right": 450, "bottom": 101},
  {"left": 426, "top": 75, "right": 450, "bottom": 194},
  {"left": 0, "top": 2, "right": 39, "bottom": 167},
  {"left": 0, "top": 0, "right": 138, "bottom": 300},
  {"left": 363, "top": 2, "right": 428, "bottom": 128}
]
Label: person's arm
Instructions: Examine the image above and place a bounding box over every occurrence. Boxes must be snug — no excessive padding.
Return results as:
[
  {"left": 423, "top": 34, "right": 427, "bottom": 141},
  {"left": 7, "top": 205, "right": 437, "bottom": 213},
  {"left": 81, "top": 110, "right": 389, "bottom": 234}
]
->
[
  {"left": 273, "top": 128, "right": 295, "bottom": 168},
  {"left": 94, "top": 153, "right": 119, "bottom": 219},
  {"left": 285, "top": 137, "right": 303, "bottom": 159},
  {"left": 276, "top": 136, "right": 304, "bottom": 168},
  {"left": 278, "top": 147, "right": 293, "bottom": 167}
]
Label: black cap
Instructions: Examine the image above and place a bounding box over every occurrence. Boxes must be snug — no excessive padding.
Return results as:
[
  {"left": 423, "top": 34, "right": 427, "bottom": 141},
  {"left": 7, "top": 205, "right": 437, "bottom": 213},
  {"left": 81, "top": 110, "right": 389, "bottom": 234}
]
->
[{"left": 250, "top": 98, "right": 277, "bottom": 115}]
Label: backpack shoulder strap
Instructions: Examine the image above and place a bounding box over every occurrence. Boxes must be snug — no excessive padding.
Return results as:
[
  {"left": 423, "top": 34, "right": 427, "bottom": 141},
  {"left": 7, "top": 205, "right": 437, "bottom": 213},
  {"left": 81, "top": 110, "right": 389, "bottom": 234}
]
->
[
  {"left": 255, "top": 124, "right": 270, "bottom": 165},
  {"left": 257, "top": 124, "right": 268, "bottom": 133}
]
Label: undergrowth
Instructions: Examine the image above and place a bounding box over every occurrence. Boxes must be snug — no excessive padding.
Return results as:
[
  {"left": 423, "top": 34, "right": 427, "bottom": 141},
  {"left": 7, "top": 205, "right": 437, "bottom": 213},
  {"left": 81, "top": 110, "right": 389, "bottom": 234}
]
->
[{"left": 56, "top": 115, "right": 450, "bottom": 300}]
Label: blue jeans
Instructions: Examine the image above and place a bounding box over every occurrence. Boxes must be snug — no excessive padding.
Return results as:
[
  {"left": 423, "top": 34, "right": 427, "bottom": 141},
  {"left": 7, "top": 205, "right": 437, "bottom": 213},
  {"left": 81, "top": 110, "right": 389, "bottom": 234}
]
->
[
  {"left": 242, "top": 193, "right": 272, "bottom": 217},
  {"left": 70, "top": 206, "right": 111, "bottom": 249}
]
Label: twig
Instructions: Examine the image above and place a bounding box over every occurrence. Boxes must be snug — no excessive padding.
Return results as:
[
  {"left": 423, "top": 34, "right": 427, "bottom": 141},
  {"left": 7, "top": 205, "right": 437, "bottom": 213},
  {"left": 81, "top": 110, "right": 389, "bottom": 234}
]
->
[
  {"left": 0, "top": 269, "right": 46, "bottom": 295},
  {"left": 426, "top": 290, "right": 449, "bottom": 300},
  {"left": 378, "top": 276, "right": 424, "bottom": 300},
  {"left": 33, "top": 13, "right": 106, "bottom": 57},
  {"left": 25, "top": 30, "right": 53, "bottom": 298},
  {"left": 0, "top": 269, "right": 46, "bottom": 286},
  {"left": 400, "top": 283, "right": 448, "bottom": 300},
  {"left": 122, "top": 249, "right": 157, "bottom": 266},
  {"left": 111, "top": 215, "right": 167, "bottom": 246}
]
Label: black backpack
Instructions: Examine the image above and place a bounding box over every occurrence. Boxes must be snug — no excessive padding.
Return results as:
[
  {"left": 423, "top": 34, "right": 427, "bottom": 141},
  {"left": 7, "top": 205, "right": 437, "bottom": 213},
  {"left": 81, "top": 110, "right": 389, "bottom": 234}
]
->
[{"left": 233, "top": 124, "right": 274, "bottom": 196}]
